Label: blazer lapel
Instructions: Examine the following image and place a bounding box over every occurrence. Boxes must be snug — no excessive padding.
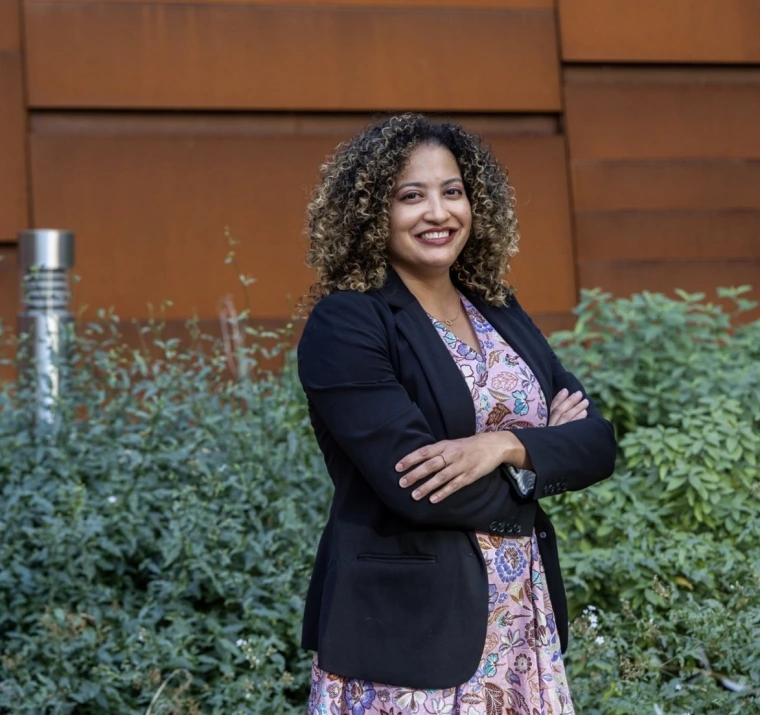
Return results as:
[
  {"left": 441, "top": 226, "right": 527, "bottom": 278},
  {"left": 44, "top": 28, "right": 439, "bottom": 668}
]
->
[{"left": 379, "top": 269, "right": 476, "bottom": 440}]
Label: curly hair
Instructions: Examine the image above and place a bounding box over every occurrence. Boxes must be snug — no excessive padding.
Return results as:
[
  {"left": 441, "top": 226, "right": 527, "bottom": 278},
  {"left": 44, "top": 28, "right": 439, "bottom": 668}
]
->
[{"left": 303, "top": 113, "right": 520, "bottom": 311}]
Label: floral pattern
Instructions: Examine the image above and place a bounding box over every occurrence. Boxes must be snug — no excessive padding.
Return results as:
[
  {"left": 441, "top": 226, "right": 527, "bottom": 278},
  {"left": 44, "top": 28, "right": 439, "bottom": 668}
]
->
[{"left": 308, "top": 295, "right": 573, "bottom": 714}]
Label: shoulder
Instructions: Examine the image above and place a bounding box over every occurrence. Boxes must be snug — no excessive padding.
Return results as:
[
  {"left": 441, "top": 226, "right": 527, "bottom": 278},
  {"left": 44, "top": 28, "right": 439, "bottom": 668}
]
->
[
  {"left": 305, "top": 289, "right": 388, "bottom": 327},
  {"left": 299, "top": 290, "right": 391, "bottom": 352}
]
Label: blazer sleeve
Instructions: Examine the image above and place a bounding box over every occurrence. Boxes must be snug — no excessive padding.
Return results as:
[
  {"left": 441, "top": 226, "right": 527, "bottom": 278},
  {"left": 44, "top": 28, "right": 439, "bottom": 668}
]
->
[
  {"left": 298, "top": 291, "right": 523, "bottom": 530},
  {"left": 504, "top": 300, "right": 617, "bottom": 499}
]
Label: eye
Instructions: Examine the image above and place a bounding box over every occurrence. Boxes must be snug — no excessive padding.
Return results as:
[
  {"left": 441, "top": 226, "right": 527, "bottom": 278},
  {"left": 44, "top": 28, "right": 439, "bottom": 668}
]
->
[
  {"left": 445, "top": 187, "right": 464, "bottom": 197},
  {"left": 400, "top": 191, "right": 422, "bottom": 201}
]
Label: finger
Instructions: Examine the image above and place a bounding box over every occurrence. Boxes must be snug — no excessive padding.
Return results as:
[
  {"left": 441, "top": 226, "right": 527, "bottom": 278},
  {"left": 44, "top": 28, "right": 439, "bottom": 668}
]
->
[
  {"left": 555, "top": 399, "right": 589, "bottom": 426},
  {"left": 571, "top": 409, "right": 588, "bottom": 422},
  {"left": 429, "top": 473, "right": 475, "bottom": 503},
  {"left": 549, "top": 388, "right": 569, "bottom": 411},
  {"left": 410, "top": 467, "right": 459, "bottom": 500},
  {"left": 396, "top": 442, "right": 446, "bottom": 473},
  {"left": 400, "top": 454, "right": 447, "bottom": 488},
  {"left": 551, "top": 390, "right": 583, "bottom": 417},
  {"left": 548, "top": 391, "right": 584, "bottom": 426}
]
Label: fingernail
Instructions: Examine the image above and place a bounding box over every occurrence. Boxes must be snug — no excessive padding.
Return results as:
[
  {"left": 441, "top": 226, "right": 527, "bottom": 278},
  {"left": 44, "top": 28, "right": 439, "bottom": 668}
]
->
[
  {"left": 396, "top": 462, "right": 404, "bottom": 471},
  {"left": 412, "top": 490, "right": 421, "bottom": 500},
  {"left": 430, "top": 495, "right": 439, "bottom": 503},
  {"left": 399, "top": 478, "right": 408, "bottom": 487},
  {"left": 560, "top": 388, "right": 568, "bottom": 396},
  {"left": 574, "top": 391, "right": 582, "bottom": 397}
]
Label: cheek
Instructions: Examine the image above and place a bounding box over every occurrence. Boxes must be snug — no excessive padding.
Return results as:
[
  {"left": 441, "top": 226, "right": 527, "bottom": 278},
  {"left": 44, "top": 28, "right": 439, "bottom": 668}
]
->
[
  {"left": 389, "top": 204, "right": 415, "bottom": 239},
  {"left": 463, "top": 200, "right": 473, "bottom": 225},
  {"left": 459, "top": 203, "right": 473, "bottom": 234}
]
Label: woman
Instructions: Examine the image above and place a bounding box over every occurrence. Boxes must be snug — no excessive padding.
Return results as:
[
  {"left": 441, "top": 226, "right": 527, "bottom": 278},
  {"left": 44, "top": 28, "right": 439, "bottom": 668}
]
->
[{"left": 298, "top": 114, "right": 616, "bottom": 714}]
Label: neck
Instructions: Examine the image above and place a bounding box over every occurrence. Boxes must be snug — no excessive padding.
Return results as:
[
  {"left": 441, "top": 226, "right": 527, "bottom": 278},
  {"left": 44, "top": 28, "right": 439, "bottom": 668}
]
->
[{"left": 390, "top": 261, "right": 460, "bottom": 315}]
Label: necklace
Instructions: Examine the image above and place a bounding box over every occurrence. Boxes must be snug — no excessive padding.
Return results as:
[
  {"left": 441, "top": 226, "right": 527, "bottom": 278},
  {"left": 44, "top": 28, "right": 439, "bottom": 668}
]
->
[{"left": 440, "top": 300, "right": 462, "bottom": 326}]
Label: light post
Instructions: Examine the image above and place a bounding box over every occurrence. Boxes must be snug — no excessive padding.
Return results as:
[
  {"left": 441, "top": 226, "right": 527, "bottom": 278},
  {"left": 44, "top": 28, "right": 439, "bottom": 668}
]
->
[{"left": 18, "top": 229, "right": 75, "bottom": 428}]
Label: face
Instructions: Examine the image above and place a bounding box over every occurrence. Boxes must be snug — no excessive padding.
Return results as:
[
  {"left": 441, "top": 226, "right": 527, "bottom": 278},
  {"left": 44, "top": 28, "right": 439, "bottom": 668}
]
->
[{"left": 387, "top": 143, "right": 472, "bottom": 279}]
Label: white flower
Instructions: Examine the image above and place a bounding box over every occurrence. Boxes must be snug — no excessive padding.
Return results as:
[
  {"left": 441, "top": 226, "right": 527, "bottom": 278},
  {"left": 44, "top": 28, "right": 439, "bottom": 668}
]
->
[
  {"left": 588, "top": 613, "right": 599, "bottom": 628},
  {"left": 393, "top": 689, "right": 427, "bottom": 713},
  {"left": 595, "top": 636, "right": 605, "bottom": 645},
  {"left": 675, "top": 684, "right": 682, "bottom": 691},
  {"left": 236, "top": 638, "right": 246, "bottom": 648},
  {"left": 107, "top": 496, "right": 118, "bottom": 504},
  {"left": 428, "top": 698, "right": 453, "bottom": 715}
]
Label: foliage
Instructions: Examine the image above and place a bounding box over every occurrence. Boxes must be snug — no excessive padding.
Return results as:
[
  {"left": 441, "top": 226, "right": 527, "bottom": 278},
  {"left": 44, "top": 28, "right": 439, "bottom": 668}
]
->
[
  {"left": 0, "top": 287, "right": 758, "bottom": 713},
  {"left": 0, "top": 314, "right": 328, "bottom": 713},
  {"left": 546, "top": 287, "right": 760, "bottom": 714}
]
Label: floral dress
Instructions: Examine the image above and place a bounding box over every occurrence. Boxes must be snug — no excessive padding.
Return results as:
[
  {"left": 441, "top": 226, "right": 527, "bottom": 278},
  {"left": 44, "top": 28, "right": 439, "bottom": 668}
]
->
[{"left": 308, "top": 294, "right": 575, "bottom": 715}]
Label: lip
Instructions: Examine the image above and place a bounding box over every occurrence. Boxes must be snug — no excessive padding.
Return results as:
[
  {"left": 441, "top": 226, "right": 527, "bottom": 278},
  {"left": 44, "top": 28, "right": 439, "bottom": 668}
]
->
[{"left": 414, "top": 228, "right": 458, "bottom": 245}]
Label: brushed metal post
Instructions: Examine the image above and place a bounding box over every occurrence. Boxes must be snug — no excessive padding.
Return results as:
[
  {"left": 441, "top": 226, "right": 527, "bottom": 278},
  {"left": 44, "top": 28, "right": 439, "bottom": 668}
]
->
[{"left": 18, "top": 229, "right": 75, "bottom": 428}]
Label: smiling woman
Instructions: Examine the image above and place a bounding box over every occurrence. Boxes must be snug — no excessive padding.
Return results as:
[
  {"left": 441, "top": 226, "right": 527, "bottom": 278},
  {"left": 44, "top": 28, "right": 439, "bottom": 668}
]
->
[{"left": 298, "top": 114, "right": 616, "bottom": 714}]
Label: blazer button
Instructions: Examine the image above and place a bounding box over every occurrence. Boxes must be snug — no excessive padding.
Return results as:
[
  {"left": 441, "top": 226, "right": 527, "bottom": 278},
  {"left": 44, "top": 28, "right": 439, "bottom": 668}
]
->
[
  {"left": 539, "top": 531, "right": 547, "bottom": 539},
  {"left": 514, "top": 524, "right": 522, "bottom": 535},
  {"left": 505, "top": 524, "right": 514, "bottom": 534}
]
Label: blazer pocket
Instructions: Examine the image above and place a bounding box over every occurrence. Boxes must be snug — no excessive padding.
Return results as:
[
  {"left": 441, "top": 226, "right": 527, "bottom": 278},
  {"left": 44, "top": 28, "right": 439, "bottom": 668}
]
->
[{"left": 357, "top": 553, "right": 437, "bottom": 565}]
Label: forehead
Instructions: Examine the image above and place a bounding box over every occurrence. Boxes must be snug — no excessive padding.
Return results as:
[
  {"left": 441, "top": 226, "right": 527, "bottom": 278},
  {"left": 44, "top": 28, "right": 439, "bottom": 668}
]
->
[{"left": 395, "top": 143, "right": 462, "bottom": 183}]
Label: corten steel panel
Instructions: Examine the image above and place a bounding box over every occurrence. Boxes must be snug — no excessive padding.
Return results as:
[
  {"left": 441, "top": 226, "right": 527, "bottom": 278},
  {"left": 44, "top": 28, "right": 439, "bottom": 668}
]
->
[
  {"left": 0, "top": 0, "right": 20, "bottom": 51},
  {"left": 488, "top": 135, "right": 576, "bottom": 314},
  {"left": 564, "top": 68, "right": 760, "bottom": 160},
  {"left": 0, "top": 244, "right": 19, "bottom": 326},
  {"left": 572, "top": 160, "right": 760, "bottom": 212},
  {"left": 530, "top": 312, "right": 575, "bottom": 335},
  {"left": 29, "top": 114, "right": 575, "bottom": 321},
  {"left": 26, "top": 0, "right": 553, "bottom": 5},
  {"left": 579, "top": 260, "right": 760, "bottom": 303},
  {"left": 558, "top": 0, "right": 760, "bottom": 63},
  {"left": 0, "top": 54, "right": 29, "bottom": 240},
  {"left": 23, "top": 3, "right": 561, "bottom": 111},
  {"left": 575, "top": 212, "right": 760, "bottom": 262}
]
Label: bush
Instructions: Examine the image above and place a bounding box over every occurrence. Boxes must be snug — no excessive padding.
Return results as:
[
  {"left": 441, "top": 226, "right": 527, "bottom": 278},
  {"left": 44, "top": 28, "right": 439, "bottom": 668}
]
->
[
  {"left": 0, "top": 316, "right": 330, "bottom": 713},
  {"left": 0, "top": 288, "right": 758, "bottom": 714},
  {"left": 545, "top": 287, "right": 760, "bottom": 714}
]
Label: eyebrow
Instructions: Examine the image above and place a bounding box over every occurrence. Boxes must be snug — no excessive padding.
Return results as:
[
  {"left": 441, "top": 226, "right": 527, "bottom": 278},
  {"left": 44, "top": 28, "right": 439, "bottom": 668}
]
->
[{"left": 395, "top": 177, "right": 463, "bottom": 192}]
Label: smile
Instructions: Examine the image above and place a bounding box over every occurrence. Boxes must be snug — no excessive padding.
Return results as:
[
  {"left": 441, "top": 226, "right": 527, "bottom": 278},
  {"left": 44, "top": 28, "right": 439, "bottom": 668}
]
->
[{"left": 416, "top": 229, "right": 456, "bottom": 243}]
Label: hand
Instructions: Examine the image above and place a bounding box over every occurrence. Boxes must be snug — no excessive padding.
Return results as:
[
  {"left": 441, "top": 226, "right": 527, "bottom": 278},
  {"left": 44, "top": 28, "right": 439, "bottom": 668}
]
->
[
  {"left": 396, "top": 431, "right": 524, "bottom": 504},
  {"left": 548, "top": 388, "right": 588, "bottom": 426}
]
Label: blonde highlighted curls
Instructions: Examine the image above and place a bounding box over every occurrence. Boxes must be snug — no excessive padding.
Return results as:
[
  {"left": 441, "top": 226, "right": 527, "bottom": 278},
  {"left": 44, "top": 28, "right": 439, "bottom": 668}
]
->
[{"left": 302, "top": 113, "right": 519, "bottom": 312}]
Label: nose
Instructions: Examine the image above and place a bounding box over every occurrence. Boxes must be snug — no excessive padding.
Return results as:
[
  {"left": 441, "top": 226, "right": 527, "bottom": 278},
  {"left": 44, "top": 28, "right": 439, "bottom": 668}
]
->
[{"left": 423, "top": 195, "right": 450, "bottom": 224}]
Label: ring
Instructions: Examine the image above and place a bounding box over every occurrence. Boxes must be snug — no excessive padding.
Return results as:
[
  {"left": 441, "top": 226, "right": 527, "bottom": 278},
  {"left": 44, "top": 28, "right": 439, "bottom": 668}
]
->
[{"left": 440, "top": 454, "right": 448, "bottom": 469}]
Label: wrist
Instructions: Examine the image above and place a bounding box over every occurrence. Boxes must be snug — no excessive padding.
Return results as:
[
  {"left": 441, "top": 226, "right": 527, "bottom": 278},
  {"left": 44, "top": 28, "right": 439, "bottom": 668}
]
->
[{"left": 497, "top": 431, "right": 524, "bottom": 466}]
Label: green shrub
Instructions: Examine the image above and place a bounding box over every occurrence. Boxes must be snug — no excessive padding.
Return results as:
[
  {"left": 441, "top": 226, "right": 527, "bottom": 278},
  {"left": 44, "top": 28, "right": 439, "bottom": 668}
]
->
[
  {"left": 545, "top": 287, "right": 760, "bottom": 713},
  {"left": 0, "top": 316, "right": 330, "bottom": 713},
  {"left": 0, "top": 288, "right": 758, "bottom": 714}
]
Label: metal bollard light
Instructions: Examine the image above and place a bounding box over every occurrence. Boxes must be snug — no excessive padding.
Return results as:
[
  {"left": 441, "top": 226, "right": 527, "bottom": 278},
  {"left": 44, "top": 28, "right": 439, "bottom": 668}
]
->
[{"left": 18, "top": 229, "right": 76, "bottom": 428}]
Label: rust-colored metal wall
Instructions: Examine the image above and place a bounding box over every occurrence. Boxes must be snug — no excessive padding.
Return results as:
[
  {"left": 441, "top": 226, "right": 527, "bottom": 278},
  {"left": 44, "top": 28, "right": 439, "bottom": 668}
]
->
[{"left": 1, "top": 0, "right": 758, "bottom": 338}]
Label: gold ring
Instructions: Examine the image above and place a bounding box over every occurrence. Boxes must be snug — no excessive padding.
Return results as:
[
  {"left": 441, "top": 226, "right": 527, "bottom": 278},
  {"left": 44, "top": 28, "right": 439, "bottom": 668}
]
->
[{"left": 440, "top": 454, "right": 448, "bottom": 469}]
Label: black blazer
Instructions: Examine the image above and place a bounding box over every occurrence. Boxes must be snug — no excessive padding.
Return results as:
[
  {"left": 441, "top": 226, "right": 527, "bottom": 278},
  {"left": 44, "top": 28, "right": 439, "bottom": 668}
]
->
[{"left": 297, "top": 269, "right": 617, "bottom": 689}]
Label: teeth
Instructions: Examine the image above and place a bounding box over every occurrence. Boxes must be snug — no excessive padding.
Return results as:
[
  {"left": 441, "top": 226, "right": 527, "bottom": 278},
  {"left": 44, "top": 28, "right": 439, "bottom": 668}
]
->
[{"left": 419, "top": 230, "right": 451, "bottom": 240}]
